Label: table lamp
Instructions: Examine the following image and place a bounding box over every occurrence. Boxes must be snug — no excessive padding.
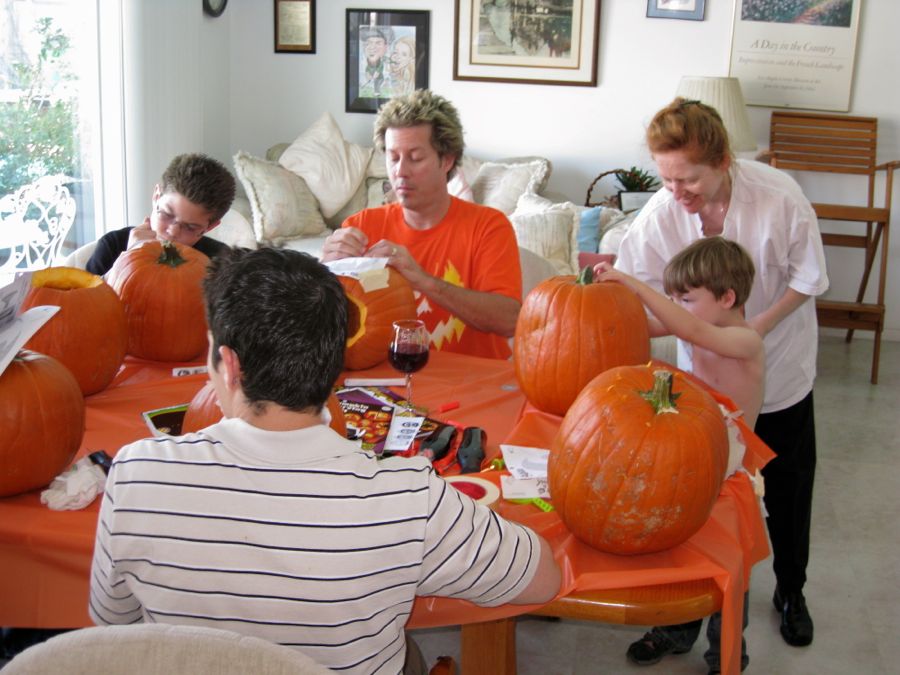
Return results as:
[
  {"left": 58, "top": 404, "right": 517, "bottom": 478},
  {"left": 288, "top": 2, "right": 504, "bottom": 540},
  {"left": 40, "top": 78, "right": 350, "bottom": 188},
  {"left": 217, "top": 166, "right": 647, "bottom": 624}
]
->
[{"left": 675, "top": 76, "right": 756, "bottom": 152}]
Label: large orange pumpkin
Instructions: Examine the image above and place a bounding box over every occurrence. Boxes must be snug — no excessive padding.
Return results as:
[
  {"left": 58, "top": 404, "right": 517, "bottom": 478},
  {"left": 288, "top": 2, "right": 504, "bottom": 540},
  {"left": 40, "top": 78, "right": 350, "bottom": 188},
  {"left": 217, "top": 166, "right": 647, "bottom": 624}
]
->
[
  {"left": 339, "top": 268, "right": 416, "bottom": 370},
  {"left": 514, "top": 267, "right": 650, "bottom": 416},
  {"left": 107, "top": 240, "right": 209, "bottom": 362},
  {"left": 21, "top": 267, "right": 127, "bottom": 395},
  {"left": 182, "top": 381, "right": 347, "bottom": 437},
  {"left": 0, "top": 351, "right": 85, "bottom": 497},
  {"left": 549, "top": 365, "right": 728, "bottom": 555}
]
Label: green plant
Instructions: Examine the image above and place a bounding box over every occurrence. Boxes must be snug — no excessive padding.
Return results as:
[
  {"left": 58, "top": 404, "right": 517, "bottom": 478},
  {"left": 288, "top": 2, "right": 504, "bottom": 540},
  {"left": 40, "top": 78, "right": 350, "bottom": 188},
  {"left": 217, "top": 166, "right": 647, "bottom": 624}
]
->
[
  {"left": 0, "top": 17, "right": 80, "bottom": 196},
  {"left": 614, "top": 167, "right": 660, "bottom": 193}
]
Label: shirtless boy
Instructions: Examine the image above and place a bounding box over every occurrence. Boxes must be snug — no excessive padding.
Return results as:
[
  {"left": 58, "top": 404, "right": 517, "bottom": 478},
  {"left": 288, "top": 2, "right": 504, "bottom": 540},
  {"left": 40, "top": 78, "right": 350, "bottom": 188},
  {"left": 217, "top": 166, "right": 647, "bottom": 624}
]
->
[
  {"left": 596, "top": 236, "right": 763, "bottom": 673},
  {"left": 596, "top": 236, "right": 764, "bottom": 427}
]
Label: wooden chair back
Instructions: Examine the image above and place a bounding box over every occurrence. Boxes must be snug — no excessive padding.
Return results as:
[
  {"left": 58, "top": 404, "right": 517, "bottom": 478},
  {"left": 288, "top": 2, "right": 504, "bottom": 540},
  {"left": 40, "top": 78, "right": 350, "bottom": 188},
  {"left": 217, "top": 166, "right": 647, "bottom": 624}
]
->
[{"left": 767, "top": 111, "right": 896, "bottom": 384}]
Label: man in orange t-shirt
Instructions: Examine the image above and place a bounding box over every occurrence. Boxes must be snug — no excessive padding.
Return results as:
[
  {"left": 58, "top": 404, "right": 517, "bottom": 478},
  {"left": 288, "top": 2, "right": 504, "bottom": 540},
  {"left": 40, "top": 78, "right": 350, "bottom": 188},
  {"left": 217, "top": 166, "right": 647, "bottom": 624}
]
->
[{"left": 322, "top": 90, "right": 521, "bottom": 360}]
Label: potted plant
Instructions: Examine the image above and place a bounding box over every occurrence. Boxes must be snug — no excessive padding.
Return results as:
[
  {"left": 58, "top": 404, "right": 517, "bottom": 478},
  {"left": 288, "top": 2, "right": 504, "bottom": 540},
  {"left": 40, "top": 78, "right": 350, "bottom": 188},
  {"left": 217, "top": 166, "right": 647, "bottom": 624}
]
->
[{"left": 614, "top": 167, "right": 660, "bottom": 213}]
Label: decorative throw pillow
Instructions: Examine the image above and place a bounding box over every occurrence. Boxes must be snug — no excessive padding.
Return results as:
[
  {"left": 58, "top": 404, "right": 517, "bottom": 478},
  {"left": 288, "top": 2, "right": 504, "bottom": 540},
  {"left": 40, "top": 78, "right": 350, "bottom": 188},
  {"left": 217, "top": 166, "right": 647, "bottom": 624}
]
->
[
  {"left": 577, "top": 205, "right": 628, "bottom": 253},
  {"left": 233, "top": 151, "right": 327, "bottom": 246},
  {"left": 471, "top": 158, "right": 551, "bottom": 214},
  {"left": 277, "top": 112, "right": 373, "bottom": 219},
  {"left": 510, "top": 192, "right": 583, "bottom": 275}
]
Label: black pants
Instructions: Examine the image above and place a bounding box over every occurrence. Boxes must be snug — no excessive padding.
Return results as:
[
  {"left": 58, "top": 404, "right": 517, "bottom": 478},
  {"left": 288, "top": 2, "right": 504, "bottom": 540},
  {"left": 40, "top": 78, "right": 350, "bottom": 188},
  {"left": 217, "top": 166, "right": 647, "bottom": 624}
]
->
[
  {"left": 650, "top": 391, "right": 816, "bottom": 657},
  {"left": 756, "top": 391, "right": 817, "bottom": 593}
]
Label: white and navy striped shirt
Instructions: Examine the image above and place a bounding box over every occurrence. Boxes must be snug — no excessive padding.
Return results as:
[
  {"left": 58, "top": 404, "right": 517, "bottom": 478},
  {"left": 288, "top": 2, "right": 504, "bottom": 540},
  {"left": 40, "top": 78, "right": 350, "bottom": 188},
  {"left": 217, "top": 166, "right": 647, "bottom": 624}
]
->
[{"left": 90, "top": 418, "right": 541, "bottom": 674}]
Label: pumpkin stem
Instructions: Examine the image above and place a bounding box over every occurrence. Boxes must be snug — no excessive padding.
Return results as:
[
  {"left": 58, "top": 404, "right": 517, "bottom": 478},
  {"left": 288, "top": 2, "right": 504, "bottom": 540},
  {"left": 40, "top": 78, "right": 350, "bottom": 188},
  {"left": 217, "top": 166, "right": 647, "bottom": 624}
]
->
[
  {"left": 576, "top": 266, "right": 594, "bottom": 285},
  {"left": 157, "top": 240, "right": 188, "bottom": 268},
  {"left": 639, "top": 369, "right": 682, "bottom": 415}
]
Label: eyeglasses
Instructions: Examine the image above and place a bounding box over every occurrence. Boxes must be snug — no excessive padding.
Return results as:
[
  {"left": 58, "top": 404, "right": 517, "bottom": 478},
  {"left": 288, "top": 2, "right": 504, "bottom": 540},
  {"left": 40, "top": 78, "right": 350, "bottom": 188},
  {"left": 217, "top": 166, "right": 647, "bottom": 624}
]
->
[{"left": 155, "top": 206, "right": 207, "bottom": 236}]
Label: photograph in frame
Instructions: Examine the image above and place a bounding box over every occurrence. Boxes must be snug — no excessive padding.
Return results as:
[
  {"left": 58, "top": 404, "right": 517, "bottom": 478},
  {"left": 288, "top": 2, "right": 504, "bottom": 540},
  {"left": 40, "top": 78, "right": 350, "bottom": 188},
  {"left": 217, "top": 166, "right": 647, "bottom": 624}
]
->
[
  {"left": 453, "top": 0, "right": 600, "bottom": 86},
  {"left": 728, "top": 0, "right": 860, "bottom": 111},
  {"left": 346, "top": 9, "right": 430, "bottom": 114},
  {"left": 646, "top": 0, "right": 705, "bottom": 21},
  {"left": 275, "top": 0, "right": 315, "bottom": 53}
]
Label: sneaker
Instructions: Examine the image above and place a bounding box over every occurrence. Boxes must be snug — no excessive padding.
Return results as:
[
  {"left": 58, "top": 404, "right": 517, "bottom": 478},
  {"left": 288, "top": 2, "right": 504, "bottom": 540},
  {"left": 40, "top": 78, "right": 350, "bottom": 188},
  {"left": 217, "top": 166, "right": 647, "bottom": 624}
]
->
[
  {"left": 773, "top": 586, "right": 814, "bottom": 647},
  {"left": 626, "top": 627, "right": 693, "bottom": 666}
]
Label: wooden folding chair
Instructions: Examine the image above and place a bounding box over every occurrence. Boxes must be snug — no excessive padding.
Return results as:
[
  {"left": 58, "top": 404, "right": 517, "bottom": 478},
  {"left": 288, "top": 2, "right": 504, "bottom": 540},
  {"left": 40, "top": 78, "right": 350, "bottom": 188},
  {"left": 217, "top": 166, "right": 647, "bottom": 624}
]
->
[{"left": 765, "top": 111, "right": 897, "bottom": 384}]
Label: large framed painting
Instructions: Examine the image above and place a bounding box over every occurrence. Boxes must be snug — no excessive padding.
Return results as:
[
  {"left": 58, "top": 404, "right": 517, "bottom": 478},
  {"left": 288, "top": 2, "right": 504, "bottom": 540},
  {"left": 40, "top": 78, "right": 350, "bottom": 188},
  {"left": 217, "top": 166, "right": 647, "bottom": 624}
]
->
[
  {"left": 453, "top": 0, "right": 600, "bottom": 87},
  {"left": 346, "top": 9, "right": 430, "bottom": 114},
  {"left": 729, "top": 0, "right": 861, "bottom": 111}
]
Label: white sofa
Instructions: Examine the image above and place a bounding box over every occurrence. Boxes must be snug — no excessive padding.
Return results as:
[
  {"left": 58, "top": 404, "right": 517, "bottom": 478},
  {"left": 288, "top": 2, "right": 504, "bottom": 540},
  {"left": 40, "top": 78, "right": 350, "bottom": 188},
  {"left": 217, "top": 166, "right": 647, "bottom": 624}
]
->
[{"left": 66, "top": 112, "right": 602, "bottom": 294}]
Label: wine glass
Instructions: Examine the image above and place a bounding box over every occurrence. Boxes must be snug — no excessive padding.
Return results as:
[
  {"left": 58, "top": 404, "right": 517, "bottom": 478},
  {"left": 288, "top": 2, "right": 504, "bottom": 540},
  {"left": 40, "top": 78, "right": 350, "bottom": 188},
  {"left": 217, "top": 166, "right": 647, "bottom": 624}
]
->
[{"left": 388, "top": 319, "right": 430, "bottom": 412}]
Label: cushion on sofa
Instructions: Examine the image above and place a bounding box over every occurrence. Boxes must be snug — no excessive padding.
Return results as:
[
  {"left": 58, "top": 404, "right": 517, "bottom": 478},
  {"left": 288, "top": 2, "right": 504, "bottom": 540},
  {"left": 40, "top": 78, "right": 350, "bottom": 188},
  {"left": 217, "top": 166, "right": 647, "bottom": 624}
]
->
[
  {"left": 233, "top": 151, "right": 327, "bottom": 246},
  {"left": 471, "top": 157, "right": 551, "bottom": 215},
  {"left": 509, "top": 192, "right": 582, "bottom": 275},
  {"left": 278, "top": 112, "right": 373, "bottom": 219}
]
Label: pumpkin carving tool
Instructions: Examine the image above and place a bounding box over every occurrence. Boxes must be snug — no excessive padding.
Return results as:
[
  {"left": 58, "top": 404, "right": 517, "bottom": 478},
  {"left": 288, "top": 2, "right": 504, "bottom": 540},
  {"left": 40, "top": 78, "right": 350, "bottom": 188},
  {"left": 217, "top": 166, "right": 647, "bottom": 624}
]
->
[{"left": 457, "top": 427, "right": 486, "bottom": 474}]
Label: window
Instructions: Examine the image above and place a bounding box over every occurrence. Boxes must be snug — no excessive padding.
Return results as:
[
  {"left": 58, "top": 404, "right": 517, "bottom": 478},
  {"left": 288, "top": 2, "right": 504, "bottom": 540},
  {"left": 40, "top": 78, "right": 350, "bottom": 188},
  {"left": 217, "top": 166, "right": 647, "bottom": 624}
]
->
[{"left": 1, "top": 0, "right": 125, "bottom": 268}]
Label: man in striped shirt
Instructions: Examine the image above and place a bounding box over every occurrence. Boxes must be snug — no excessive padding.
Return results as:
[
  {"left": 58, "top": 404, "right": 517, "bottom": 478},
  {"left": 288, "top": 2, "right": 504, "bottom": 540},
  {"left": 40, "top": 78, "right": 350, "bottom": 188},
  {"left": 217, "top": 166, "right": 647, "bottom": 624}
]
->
[{"left": 89, "top": 248, "right": 561, "bottom": 674}]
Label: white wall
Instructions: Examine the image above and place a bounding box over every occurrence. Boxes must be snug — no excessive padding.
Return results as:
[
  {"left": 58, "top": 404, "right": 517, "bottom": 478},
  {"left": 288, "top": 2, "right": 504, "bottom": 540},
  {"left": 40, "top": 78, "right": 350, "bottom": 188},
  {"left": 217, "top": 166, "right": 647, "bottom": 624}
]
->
[{"left": 132, "top": 0, "right": 900, "bottom": 340}]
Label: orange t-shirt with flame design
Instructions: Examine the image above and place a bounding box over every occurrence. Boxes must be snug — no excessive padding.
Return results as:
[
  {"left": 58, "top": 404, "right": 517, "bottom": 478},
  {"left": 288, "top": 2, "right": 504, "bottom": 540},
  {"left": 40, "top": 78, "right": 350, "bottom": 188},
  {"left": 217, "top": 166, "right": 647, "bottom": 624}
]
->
[{"left": 342, "top": 197, "right": 522, "bottom": 359}]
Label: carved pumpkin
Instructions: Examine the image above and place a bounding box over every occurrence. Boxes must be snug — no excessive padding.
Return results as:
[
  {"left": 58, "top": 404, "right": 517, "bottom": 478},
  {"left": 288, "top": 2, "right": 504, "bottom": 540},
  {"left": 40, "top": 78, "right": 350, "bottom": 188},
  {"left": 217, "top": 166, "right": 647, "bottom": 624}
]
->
[
  {"left": 549, "top": 365, "right": 728, "bottom": 555},
  {"left": 182, "top": 381, "right": 347, "bottom": 437},
  {"left": 0, "top": 351, "right": 85, "bottom": 497},
  {"left": 21, "top": 267, "right": 127, "bottom": 395},
  {"left": 339, "top": 268, "right": 416, "bottom": 370},
  {"left": 107, "top": 241, "right": 209, "bottom": 362},
  {"left": 514, "top": 267, "right": 650, "bottom": 416}
]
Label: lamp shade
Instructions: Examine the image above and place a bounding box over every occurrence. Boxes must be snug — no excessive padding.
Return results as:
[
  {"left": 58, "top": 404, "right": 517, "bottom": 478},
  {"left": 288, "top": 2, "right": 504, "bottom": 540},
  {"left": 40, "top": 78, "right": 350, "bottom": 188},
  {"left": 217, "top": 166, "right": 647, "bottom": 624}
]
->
[{"left": 675, "top": 76, "right": 757, "bottom": 152}]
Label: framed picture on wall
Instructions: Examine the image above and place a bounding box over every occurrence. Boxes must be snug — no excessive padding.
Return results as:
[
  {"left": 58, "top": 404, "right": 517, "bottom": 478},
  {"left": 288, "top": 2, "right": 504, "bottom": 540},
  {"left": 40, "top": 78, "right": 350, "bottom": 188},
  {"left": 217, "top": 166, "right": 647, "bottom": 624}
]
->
[
  {"left": 345, "top": 9, "right": 430, "bottom": 114},
  {"left": 275, "top": 0, "right": 316, "bottom": 53},
  {"left": 646, "top": 0, "right": 706, "bottom": 21},
  {"left": 729, "top": 0, "right": 861, "bottom": 111},
  {"left": 453, "top": 0, "right": 600, "bottom": 87}
]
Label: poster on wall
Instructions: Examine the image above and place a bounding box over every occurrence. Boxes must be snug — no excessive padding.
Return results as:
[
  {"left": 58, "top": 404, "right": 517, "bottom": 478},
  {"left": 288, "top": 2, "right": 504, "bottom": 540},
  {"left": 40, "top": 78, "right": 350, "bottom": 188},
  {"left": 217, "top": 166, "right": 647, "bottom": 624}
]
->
[{"left": 728, "top": 0, "right": 861, "bottom": 111}]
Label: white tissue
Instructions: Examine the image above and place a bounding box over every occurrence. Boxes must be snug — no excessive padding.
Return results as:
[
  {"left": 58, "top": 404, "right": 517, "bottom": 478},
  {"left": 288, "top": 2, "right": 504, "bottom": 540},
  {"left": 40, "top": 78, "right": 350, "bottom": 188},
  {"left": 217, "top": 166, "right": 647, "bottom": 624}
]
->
[{"left": 40, "top": 457, "right": 107, "bottom": 511}]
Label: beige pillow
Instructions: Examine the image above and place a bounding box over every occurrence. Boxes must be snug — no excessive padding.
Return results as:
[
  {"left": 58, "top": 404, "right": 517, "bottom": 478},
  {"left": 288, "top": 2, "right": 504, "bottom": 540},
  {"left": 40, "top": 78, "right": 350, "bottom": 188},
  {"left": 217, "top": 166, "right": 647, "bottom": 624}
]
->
[
  {"left": 233, "top": 151, "right": 327, "bottom": 246},
  {"left": 278, "top": 112, "right": 373, "bottom": 219},
  {"left": 510, "top": 193, "right": 582, "bottom": 275},
  {"left": 471, "top": 158, "right": 551, "bottom": 215}
]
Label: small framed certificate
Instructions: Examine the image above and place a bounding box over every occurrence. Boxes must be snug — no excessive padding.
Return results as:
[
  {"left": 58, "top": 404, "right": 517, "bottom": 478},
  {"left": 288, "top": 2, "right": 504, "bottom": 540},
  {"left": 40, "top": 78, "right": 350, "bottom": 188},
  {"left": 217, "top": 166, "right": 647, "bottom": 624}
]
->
[{"left": 275, "top": 0, "right": 315, "bottom": 54}]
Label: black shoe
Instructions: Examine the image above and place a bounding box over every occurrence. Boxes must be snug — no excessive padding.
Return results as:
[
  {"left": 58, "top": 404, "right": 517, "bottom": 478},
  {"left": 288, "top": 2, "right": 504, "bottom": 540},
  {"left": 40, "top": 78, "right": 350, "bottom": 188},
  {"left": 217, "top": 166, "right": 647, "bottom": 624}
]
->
[
  {"left": 773, "top": 587, "right": 814, "bottom": 647},
  {"left": 626, "top": 627, "right": 693, "bottom": 666}
]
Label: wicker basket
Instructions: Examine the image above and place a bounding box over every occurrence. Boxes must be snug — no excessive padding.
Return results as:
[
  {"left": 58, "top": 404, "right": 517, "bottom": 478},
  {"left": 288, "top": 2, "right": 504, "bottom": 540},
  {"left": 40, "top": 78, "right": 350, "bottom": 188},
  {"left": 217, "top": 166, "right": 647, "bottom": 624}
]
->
[{"left": 584, "top": 169, "right": 627, "bottom": 209}]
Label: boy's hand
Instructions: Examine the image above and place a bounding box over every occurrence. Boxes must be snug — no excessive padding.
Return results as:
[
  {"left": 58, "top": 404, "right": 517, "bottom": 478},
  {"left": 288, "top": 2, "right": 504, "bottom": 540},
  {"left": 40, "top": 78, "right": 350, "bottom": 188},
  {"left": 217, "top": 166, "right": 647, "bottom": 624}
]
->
[
  {"left": 127, "top": 218, "right": 157, "bottom": 249},
  {"left": 594, "top": 261, "right": 625, "bottom": 283}
]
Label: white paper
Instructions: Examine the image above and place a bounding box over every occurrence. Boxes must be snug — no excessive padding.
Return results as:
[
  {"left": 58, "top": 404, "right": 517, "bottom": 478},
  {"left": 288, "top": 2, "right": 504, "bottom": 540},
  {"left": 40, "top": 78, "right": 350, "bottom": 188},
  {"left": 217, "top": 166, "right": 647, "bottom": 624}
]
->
[
  {"left": 325, "top": 257, "right": 390, "bottom": 291},
  {"left": 383, "top": 413, "right": 424, "bottom": 453},
  {"left": 499, "top": 444, "right": 550, "bottom": 480},
  {"left": 500, "top": 475, "right": 551, "bottom": 500}
]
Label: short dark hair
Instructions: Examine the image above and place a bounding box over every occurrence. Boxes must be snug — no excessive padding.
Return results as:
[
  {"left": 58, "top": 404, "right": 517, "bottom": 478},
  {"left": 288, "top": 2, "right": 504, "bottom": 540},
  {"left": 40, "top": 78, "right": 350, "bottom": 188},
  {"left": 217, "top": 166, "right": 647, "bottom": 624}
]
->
[
  {"left": 646, "top": 97, "right": 732, "bottom": 168},
  {"left": 203, "top": 248, "right": 347, "bottom": 414},
  {"left": 160, "top": 154, "right": 236, "bottom": 223},
  {"left": 663, "top": 236, "right": 755, "bottom": 308},
  {"left": 373, "top": 89, "right": 464, "bottom": 177}
]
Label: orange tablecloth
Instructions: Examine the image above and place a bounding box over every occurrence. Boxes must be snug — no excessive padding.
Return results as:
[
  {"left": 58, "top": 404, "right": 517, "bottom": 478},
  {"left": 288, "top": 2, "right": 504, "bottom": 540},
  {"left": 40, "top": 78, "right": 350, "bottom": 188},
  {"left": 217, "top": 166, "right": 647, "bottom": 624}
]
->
[
  {"left": 0, "top": 350, "right": 525, "bottom": 628},
  {"left": 0, "top": 352, "right": 771, "bottom": 675},
  {"left": 408, "top": 378, "right": 774, "bottom": 675}
]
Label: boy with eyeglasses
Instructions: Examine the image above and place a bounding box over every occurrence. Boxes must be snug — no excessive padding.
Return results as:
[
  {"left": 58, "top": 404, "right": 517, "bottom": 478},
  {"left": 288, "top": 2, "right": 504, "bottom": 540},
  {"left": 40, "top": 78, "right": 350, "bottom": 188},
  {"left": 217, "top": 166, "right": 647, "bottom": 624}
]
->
[{"left": 86, "top": 153, "right": 236, "bottom": 276}]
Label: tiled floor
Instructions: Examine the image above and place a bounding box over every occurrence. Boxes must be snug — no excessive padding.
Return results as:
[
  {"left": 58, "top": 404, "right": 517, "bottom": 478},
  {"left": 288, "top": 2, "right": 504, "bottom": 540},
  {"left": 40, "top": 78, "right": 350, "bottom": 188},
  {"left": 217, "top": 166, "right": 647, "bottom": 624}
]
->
[
  {"left": 3, "top": 335, "right": 897, "bottom": 673},
  {"left": 411, "top": 335, "right": 900, "bottom": 674}
]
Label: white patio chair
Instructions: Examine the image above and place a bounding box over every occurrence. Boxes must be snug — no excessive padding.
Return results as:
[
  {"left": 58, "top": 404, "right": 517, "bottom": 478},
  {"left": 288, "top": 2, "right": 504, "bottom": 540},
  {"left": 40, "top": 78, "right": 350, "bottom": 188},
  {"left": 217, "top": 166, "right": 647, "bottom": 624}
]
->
[{"left": 0, "top": 175, "right": 77, "bottom": 274}]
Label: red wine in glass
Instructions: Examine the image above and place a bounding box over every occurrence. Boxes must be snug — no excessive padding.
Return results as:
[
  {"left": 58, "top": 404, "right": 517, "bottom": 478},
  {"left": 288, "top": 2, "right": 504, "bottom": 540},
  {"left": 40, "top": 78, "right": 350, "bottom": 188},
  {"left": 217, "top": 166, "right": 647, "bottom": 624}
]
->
[
  {"left": 388, "top": 346, "right": 429, "bottom": 374},
  {"left": 389, "top": 320, "right": 429, "bottom": 410}
]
